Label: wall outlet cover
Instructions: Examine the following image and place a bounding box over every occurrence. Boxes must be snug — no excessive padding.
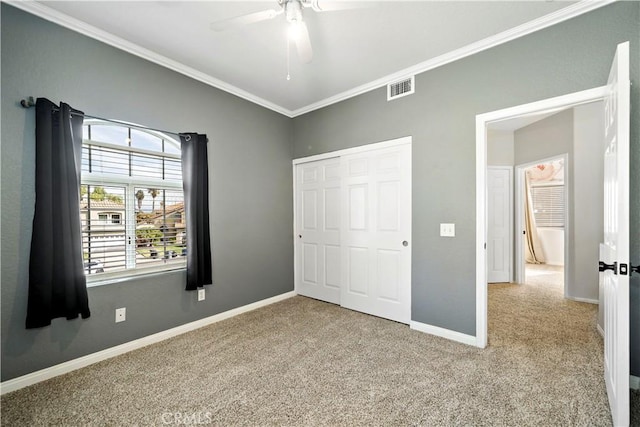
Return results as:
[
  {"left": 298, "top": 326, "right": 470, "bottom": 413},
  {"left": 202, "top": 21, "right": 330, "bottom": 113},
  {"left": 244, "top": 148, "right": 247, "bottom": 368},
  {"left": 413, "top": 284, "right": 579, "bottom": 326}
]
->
[
  {"left": 198, "top": 289, "right": 205, "bottom": 301},
  {"left": 115, "top": 307, "right": 126, "bottom": 323}
]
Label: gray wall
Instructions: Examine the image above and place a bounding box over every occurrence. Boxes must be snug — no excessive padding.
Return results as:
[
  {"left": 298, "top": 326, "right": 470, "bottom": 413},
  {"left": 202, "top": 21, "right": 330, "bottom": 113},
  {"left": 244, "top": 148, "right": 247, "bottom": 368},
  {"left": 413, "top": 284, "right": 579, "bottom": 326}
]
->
[
  {"left": 514, "top": 109, "right": 574, "bottom": 166},
  {"left": 1, "top": 5, "right": 294, "bottom": 381},
  {"left": 573, "top": 102, "right": 605, "bottom": 317},
  {"left": 487, "top": 130, "right": 514, "bottom": 167},
  {"left": 291, "top": 2, "right": 639, "bottom": 374}
]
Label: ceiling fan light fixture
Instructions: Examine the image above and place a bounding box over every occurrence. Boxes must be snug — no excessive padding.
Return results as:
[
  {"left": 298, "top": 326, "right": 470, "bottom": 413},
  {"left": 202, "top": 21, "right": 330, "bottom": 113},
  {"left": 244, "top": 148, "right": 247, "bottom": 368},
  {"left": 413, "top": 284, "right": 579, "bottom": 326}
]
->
[
  {"left": 211, "top": 0, "right": 316, "bottom": 66},
  {"left": 288, "top": 21, "right": 303, "bottom": 41}
]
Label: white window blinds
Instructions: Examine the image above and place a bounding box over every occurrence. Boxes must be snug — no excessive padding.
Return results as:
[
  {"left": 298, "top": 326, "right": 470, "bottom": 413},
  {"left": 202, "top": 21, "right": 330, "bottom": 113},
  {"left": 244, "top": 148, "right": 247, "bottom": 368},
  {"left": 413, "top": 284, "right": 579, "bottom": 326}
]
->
[{"left": 530, "top": 184, "right": 565, "bottom": 228}]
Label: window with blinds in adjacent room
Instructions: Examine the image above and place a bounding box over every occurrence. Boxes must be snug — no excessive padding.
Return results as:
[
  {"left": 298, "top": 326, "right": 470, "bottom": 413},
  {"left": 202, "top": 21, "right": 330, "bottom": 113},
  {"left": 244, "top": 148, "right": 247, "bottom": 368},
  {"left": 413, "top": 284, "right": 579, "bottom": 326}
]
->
[{"left": 530, "top": 184, "right": 565, "bottom": 228}]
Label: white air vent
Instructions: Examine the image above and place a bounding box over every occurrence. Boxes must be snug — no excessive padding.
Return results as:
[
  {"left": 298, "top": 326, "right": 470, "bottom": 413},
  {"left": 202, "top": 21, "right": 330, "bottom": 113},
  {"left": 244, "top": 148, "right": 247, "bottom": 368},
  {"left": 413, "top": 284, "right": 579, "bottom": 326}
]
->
[{"left": 387, "top": 76, "right": 415, "bottom": 101}]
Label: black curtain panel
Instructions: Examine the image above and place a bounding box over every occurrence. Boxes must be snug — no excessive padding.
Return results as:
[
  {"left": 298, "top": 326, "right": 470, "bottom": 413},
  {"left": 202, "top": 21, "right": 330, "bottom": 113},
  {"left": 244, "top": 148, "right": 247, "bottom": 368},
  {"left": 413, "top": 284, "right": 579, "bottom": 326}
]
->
[
  {"left": 26, "top": 98, "right": 90, "bottom": 329},
  {"left": 180, "top": 133, "right": 212, "bottom": 290}
]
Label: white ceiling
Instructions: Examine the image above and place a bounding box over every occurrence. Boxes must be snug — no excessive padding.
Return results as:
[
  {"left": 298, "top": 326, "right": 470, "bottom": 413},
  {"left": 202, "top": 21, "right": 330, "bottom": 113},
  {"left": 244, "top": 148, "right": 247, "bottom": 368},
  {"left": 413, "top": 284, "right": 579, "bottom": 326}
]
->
[{"left": 18, "top": 1, "right": 609, "bottom": 117}]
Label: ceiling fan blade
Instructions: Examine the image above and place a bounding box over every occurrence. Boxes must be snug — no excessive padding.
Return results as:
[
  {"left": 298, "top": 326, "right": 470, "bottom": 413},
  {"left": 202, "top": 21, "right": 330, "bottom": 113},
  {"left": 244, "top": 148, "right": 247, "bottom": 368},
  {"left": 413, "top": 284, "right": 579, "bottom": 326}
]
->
[
  {"left": 294, "top": 22, "right": 313, "bottom": 64},
  {"left": 310, "top": 1, "right": 371, "bottom": 12},
  {"left": 210, "top": 9, "right": 282, "bottom": 32}
]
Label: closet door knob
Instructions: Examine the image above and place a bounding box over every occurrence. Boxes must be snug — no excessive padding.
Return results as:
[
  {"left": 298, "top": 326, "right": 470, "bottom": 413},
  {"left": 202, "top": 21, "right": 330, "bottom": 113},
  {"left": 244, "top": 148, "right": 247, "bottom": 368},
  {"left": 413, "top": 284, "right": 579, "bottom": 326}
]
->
[{"left": 402, "top": 241, "right": 409, "bottom": 247}]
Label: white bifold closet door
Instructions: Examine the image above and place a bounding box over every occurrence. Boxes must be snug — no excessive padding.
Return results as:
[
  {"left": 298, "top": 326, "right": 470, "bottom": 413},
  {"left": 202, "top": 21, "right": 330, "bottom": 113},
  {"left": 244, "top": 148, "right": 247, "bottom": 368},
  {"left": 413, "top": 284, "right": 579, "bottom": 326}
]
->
[
  {"left": 295, "top": 140, "right": 411, "bottom": 324},
  {"left": 340, "top": 144, "right": 411, "bottom": 324},
  {"left": 295, "top": 158, "right": 342, "bottom": 304}
]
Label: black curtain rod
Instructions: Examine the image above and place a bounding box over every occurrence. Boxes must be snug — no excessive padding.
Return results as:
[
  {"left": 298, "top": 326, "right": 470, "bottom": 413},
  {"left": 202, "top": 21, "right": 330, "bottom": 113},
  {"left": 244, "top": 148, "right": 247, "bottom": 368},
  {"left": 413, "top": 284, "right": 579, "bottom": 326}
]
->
[{"left": 19, "top": 96, "right": 186, "bottom": 140}]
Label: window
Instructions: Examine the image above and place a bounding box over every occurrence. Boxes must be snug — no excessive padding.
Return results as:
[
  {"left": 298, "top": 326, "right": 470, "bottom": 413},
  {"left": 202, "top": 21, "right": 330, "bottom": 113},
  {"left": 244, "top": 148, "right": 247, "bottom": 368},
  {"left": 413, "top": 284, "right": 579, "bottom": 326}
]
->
[
  {"left": 95, "top": 212, "right": 121, "bottom": 225},
  {"left": 530, "top": 184, "right": 565, "bottom": 228},
  {"left": 81, "top": 120, "right": 186, "bottom": 281}
]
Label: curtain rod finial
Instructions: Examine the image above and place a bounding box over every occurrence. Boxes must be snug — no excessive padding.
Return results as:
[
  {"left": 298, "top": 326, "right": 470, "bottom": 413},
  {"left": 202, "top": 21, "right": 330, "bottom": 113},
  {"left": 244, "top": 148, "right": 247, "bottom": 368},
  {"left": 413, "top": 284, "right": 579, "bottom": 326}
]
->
[{"left": 20, "top": 96, "right": 35, "bottom": 108}]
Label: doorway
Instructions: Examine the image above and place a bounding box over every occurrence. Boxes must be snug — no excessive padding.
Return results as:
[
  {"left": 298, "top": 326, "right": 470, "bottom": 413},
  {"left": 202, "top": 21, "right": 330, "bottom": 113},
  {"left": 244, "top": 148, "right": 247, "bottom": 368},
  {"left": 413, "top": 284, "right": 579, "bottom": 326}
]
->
[
  {"left": 475, "top": 86, "right": 608, "bottom": 348},
  {"left": 516, "top": 155, "right": 567, "bottom": 296},
  {"left": 477, "top": 42, "right": 630, "bottom": 426}
]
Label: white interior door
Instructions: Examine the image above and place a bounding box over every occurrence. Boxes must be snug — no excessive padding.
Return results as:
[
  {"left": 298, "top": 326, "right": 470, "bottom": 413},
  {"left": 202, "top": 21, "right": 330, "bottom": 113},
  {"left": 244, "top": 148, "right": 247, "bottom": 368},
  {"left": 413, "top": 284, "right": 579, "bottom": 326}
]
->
[
  {"left": 340, "top": 143, "right": 411, "bottom": 324},
  {"left": 487, "top": 167, "right": 512, "bottom": 283},
  {"left": 295, "top": 158, "right": 341, "bottom": 304},
  {"left": 601, "top": 41, "right": 630, "bottom": 427}
]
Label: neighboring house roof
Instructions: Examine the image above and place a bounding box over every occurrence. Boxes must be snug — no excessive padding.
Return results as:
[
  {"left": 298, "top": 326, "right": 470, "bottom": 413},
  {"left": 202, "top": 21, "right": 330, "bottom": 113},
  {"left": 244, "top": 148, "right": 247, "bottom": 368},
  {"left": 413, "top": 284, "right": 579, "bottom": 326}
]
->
[
  {"left": 147, "top": 202, "right": 184, "bottom": 220},
  {"left": 80, "top": 200, "right": 125, "bottom": 210}
]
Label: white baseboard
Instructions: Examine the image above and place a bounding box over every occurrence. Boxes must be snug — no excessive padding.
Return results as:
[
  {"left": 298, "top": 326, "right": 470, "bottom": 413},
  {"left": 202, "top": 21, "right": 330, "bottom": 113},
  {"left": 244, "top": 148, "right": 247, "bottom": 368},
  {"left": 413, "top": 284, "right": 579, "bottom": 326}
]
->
[
  {"left": 410, "top": 320, "right": 477, "bottom": 347},
  {"left": 567, "top": 296, "right": 599, "bottom": 304},
  {"left": 1, "top": 291, "right": 296, "bottom": 395},
  {"left": 631, "top": 375, "right": 640, "bottom": 390},
  {"left": 597, "top": 323, "right": 604, "bottom": 338}
]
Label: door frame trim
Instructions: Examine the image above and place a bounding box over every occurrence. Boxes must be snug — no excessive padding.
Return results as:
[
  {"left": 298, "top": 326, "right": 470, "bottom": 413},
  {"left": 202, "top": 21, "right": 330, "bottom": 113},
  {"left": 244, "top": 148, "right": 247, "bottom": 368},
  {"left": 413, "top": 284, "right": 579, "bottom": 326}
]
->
[{"left": 475, "top": 87, "right": 606, "bottom": 348}]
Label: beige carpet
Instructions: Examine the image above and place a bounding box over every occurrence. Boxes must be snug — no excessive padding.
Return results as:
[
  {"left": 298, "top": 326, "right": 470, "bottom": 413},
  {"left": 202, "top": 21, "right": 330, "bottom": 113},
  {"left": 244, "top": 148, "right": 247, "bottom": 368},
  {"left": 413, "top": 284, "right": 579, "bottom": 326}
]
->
[
  {"left": 1, "top": 280, "right": 635, "bottom": 426},
  {"left": 525, "top": 263, "right": 564, "bottom": 287}
]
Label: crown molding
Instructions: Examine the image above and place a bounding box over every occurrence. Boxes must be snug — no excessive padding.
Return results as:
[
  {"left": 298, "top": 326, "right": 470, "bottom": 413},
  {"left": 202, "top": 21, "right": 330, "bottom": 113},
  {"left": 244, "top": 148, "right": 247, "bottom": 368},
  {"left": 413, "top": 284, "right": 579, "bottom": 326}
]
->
[
  {"left": 289, "top": 0, "right": 616, "bottom": 117},
  {"left": 5, "top": 0, "right": 294, "bottom": 117},
  {"left": 6, "top": 0, "right": 616, "bottom": 119}
]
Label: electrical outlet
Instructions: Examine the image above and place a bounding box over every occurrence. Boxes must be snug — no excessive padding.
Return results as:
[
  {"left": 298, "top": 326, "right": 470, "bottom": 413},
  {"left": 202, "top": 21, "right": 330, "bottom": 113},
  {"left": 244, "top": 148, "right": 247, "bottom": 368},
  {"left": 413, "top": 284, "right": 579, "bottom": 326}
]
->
[
  {"left": 115, "top": 307, "right": 126, "bottom": 323},
  {"left": 440, "top": 223, "right": 455, "bottom": 237},
  {"left": 198, "top": 289, "right": 205, "bottom": 301}
]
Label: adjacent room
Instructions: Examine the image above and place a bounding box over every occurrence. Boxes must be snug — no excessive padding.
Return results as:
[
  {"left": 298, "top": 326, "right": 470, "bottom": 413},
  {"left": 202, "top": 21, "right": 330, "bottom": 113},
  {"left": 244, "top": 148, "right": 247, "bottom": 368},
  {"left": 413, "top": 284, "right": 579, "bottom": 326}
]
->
[
  {"left": 522, "top": 158, "right": 566, "bottom": 290},
  {"left": 1, "top": 1, "right": 638, "bottom": 425}
]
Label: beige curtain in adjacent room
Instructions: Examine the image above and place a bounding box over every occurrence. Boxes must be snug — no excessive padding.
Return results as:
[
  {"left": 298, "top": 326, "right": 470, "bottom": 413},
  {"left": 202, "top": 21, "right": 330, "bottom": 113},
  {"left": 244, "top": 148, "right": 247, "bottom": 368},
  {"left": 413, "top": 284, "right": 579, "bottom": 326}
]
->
[{"left": 524, "top": 171, "right": 545, "bottom": 264}]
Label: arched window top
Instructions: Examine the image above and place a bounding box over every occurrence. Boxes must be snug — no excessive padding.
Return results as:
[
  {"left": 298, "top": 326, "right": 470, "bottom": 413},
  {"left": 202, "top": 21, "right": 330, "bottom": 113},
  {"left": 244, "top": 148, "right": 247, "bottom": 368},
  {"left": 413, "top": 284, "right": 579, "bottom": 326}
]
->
[{"left": 82, "top": 119, "right": 180, "bottom": 155}]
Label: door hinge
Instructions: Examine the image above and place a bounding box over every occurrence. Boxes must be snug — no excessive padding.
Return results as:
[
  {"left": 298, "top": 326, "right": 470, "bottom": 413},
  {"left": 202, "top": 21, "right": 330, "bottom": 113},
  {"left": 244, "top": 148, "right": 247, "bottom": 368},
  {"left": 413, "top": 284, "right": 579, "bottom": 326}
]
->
[{"left": 599, "top": 261, "right": 617, "bottom": 274}]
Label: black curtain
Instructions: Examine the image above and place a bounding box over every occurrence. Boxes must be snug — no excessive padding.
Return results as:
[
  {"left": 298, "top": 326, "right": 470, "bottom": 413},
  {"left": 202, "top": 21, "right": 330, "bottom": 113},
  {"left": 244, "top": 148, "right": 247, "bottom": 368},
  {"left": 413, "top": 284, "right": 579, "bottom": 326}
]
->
[
  {"left": 26, "top": 98, "right": 90, "bottom": 328},
  {"left": 180, "top": 133, "right": 212, "bottom": 290}
]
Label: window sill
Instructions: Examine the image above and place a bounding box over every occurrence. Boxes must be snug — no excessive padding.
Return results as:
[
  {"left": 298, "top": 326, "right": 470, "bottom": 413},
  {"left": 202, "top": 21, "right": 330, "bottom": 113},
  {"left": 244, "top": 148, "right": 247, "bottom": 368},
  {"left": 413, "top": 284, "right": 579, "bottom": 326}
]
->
[{"left": 86, "top": 266, "right": 186, "bottom": 288}]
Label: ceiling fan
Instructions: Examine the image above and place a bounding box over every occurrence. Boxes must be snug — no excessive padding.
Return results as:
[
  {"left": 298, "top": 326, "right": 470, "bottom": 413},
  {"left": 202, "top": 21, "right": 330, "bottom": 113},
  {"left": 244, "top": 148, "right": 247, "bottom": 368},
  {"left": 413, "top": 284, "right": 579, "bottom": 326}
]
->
[{"left": 210, "top": 0, "right": 365, "bottom": 65}]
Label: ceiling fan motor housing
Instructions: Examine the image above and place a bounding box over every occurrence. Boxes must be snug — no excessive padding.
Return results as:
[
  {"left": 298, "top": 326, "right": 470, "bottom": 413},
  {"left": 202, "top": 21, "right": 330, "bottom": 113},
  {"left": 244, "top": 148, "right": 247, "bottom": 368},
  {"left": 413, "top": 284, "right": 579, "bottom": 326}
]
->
[{"left": 284, "top": 0, "right": 304, "bottom": 23}]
